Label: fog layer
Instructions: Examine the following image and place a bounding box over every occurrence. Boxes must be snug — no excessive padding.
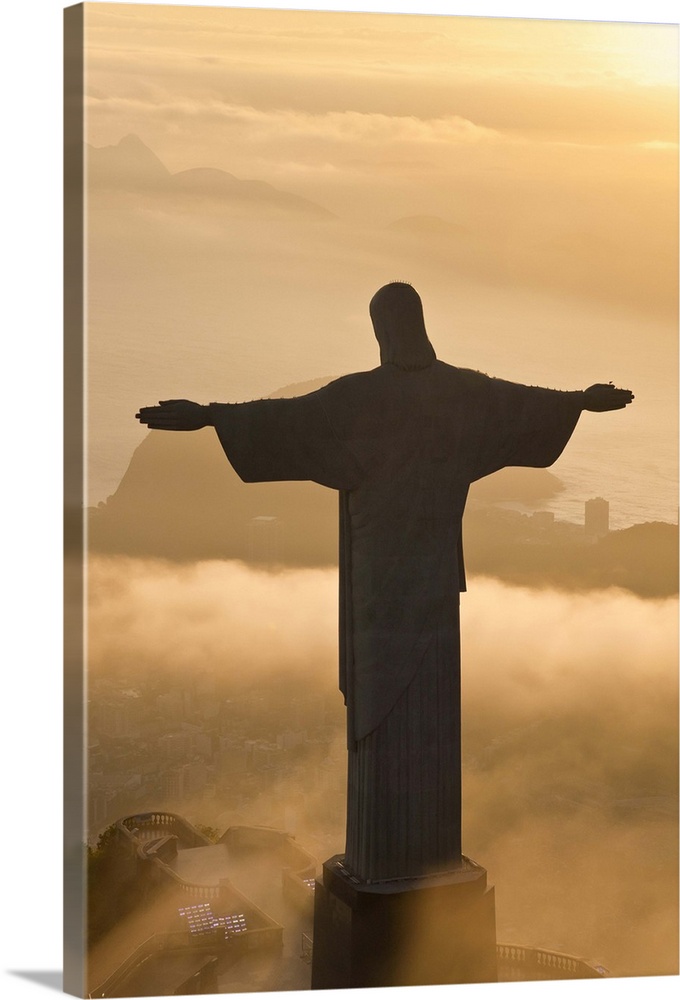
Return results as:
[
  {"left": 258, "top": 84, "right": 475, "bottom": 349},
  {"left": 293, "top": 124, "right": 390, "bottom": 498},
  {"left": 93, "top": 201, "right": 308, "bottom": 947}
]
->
[{"left": 88, "top": 556, "right": 678, "bottom": 976}]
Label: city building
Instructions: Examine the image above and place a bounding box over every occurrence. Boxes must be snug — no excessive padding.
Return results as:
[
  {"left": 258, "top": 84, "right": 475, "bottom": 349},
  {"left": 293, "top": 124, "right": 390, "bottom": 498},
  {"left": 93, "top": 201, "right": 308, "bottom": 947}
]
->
[{"left": 585, "top": 497, "right": 610, "bottom": 539}]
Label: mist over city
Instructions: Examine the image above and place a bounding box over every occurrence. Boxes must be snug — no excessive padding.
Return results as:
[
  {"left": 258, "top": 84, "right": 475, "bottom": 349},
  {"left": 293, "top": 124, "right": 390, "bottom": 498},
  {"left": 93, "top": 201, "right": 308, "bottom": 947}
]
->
[{"left": 87, "top": 556, "right": 678, "bottom": 981}]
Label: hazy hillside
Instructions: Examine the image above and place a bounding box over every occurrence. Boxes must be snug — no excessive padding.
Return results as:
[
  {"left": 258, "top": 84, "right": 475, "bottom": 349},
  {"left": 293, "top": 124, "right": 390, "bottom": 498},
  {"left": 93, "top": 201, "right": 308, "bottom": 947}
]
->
[{"left": 89, "top": 427, "right": 338, "bottom": 566}]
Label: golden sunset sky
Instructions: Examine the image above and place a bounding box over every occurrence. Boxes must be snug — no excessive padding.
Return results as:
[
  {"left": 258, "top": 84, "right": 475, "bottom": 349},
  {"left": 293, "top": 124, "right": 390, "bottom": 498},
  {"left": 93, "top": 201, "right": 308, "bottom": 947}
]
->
[{"left": 85, "top": 5, "right": 677, "bottom": 239}]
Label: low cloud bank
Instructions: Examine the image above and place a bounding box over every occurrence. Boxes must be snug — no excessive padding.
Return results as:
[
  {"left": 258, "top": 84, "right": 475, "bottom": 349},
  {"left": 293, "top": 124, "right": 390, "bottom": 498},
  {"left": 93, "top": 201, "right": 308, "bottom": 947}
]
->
[{"left": 87, "top": 557, "right": 677, "bottom": 977}]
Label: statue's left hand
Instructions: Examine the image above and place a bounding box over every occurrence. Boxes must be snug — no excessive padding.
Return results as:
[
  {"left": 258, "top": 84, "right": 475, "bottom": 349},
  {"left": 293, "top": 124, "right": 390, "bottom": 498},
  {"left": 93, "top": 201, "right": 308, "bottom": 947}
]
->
[
  {"left": 582, "top": 384, "right": 635, "bottom": 412},
  {"left": 135, "top": 399, "right": 210, "bottom": 431}
]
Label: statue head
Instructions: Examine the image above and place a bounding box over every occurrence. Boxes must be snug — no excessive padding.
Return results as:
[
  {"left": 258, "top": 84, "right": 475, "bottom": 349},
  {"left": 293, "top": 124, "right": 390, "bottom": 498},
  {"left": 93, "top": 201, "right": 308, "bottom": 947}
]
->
[{"left": 369, "top": 282, "right": 436, "bottom": 371}]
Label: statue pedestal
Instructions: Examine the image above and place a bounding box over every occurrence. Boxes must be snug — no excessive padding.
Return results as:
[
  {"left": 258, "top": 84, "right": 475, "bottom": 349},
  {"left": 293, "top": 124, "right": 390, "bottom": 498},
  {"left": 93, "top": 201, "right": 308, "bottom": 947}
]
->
[{"left": 311, "top": 855, "right": 497, "bottom": 990}]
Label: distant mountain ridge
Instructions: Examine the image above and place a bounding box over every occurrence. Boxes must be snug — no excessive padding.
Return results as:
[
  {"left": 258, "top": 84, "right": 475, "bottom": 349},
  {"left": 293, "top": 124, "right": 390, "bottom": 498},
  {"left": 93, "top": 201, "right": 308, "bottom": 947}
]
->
[
  {"left": 86, "top": 133, "right": 334, "bottom": 217},
  {"left": 87, "top": 133, "right": 171, "bottom": 185}
]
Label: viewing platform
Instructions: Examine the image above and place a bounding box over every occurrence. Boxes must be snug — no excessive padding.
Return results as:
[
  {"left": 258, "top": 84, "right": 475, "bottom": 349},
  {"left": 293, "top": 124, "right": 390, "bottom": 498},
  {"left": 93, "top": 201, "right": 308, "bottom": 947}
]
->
[
  {"left": 90, "top": 814, "right": 609, "bottom": 995},
  {"left": 89, "top": 813, "right": 317, "bottom": 997}
]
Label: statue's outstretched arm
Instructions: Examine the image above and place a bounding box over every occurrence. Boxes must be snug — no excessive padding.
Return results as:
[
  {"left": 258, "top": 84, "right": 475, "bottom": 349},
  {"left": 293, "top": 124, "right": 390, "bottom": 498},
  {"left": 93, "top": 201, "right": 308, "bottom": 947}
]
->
[
  {"left": 581, "top": 384, "right": 635, "bottom": 412},
  {"left": 135, "top": 399, "right": 213, "bottom": 430}
]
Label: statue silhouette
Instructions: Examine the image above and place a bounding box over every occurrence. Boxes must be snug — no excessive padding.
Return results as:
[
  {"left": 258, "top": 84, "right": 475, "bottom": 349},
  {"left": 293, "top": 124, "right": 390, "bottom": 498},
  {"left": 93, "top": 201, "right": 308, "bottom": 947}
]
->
[{"left": 137, "top": 282, "right": 634, "bottom": 882}]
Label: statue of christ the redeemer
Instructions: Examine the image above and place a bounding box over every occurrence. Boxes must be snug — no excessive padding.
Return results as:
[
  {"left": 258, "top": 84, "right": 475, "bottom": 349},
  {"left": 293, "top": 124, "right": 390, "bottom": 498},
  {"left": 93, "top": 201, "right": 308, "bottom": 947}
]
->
[{"left": 136, "top": 281, "right": 633, "bottom": 884}]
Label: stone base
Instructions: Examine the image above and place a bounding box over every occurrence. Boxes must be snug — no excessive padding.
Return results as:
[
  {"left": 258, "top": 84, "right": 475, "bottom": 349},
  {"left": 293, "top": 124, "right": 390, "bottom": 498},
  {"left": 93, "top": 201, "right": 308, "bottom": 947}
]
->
[{"left": 311, "top": 855, "right": 497, "bottom": 989}]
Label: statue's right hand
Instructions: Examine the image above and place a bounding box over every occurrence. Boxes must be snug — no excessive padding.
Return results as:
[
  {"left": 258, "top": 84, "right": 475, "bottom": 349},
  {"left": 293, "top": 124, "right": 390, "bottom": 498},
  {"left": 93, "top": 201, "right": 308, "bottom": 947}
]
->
[
  {"left": 135, "top": 399, "right": 209, "bottom": 431},
  {"left": 582, "top": 384, "right": 634, "bottom": 412}
]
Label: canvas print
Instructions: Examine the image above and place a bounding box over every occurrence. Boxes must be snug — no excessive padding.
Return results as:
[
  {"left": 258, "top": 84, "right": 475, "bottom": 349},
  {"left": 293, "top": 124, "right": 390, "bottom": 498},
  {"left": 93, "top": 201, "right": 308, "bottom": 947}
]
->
[{"left": 64, "top": 2, "right": 679, "bottom": 997}]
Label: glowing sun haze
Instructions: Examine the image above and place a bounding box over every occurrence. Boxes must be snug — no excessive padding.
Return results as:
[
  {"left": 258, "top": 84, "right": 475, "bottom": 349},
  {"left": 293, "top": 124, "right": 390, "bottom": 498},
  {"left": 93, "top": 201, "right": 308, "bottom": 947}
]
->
[{"left": 84, "top": 6, "right": 678, "bottom": 219}]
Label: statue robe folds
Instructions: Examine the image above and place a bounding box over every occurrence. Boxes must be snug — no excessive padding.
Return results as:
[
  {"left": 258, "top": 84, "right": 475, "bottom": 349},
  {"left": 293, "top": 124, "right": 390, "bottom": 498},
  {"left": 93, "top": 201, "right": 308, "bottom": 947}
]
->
[{"left": 210, "top": 362, "right": 582, "bottom": 880}]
